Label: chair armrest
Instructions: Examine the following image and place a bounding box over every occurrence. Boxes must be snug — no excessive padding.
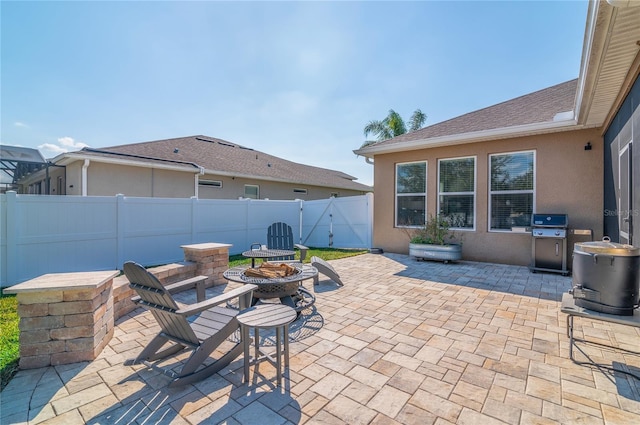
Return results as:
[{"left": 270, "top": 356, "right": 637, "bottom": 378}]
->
[
  {"left": 294, "top": 244, "right": 309, "bottom": 262},
  {"left": 166, "top": 275, "right": 208, "bottom": 302},
  {"left": 177, "top": 284, "right": 258, "bottom": 316},
  {"left": 131, "top": 275, "right": 208, "bottom": 304}
]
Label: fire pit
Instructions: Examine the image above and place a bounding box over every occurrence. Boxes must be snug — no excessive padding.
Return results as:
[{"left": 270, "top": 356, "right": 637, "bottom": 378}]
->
[{"left": 223, "top": 264, "right": 318, "bottom": 310}]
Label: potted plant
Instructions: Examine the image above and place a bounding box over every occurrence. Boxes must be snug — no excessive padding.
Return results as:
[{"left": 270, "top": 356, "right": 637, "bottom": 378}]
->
[{"left": 408, "top": 214, "right": 462, "bottom": 263}]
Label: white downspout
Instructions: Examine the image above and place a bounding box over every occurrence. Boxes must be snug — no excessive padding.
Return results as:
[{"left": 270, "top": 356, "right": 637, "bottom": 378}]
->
[
  {"left": 365, "top": 157, "right": 374, "bottom": 165},
  {"left": 81, "top": 159, "right": 90, "bottom": 197},
  {"left": 194, "top": 167, "right": 204, "bottom": 198}
]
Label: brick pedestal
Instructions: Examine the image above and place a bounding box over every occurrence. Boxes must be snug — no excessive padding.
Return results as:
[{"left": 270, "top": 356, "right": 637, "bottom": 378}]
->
[
  {"left": 181, "top": 243, "right": 231, "bottom": 286},
  {"left": 4, "top": 270, "right": 119, "bottom": 369}
]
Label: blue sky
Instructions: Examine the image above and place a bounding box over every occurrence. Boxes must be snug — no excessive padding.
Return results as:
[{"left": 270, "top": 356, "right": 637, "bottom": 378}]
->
[{"left": 2, "top": 1, "right": 588, "bottom": 187}]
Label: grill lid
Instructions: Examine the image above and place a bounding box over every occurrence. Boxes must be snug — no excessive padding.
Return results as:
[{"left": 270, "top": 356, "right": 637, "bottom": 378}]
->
[
  {"left": 531, "top": 213, "right": 568, "bottom": 228},
  {"left": 574, "top": 237, "right": 640, "bottom": 256}
]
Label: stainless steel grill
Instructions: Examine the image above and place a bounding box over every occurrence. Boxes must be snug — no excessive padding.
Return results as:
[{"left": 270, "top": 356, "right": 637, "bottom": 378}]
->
[{"left": 530, "top": 213, "right": 569, "bottom": 275}]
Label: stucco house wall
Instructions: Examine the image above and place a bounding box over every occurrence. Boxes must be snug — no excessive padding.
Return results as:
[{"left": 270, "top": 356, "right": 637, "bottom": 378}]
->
[
  {"left": 66, "top": 162, "right": 83, "bottom": 196},
  {"left": 63, "top": 165, "right": 366, "bottom": 200},
  {"left": 373, "top": 128, "right": 603, "bottom": 265},
  {"left": 86, "top": 162, "right": 195, "bottom": 197},
  {"left": 23, "top": 160, "right": 367, "bottom": 200},
  {"left": 198, "top": 173, "right": 358, "bottom": 200}
]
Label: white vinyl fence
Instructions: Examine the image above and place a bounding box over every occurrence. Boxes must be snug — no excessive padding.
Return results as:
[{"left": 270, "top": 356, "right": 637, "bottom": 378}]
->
[{"left": 0, "top": 192, "right": 373, "bottom": 287}]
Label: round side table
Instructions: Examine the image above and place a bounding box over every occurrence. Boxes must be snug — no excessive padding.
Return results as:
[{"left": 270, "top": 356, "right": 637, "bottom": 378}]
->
[{"left": 236, "top": 303, "right": 297, "bottom": 387}]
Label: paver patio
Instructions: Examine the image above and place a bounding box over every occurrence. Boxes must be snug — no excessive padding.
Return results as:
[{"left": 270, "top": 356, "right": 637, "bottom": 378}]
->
[{"left": 2, "top": 253, "right": 640, "bottom": 424}]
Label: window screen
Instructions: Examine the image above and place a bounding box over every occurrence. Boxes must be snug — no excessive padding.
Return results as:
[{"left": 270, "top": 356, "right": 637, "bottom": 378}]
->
[
  {"left": 489, "top": 151, "right": 535, "bottom": 230},
  {"left": 396, "top": 161, "right": 427, "bottom": 226},
  {"left": 438, "top": 157, "right": 475, "bottom": 229},
  {"left": 244, "top": 185, "right": 259, "bottom": 199}
]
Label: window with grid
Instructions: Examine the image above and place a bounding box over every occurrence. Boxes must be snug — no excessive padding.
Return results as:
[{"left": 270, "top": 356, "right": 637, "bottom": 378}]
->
[
  {"left": 438, "top": 156, "right": 475, "bottom": 229},
  {"left": 244, "top": 184, "right": 259, "bottom": 199},
  {"left": 489, "top": 151, "right": 535, "bottom": 231},
  {"left": 396, "top": 161, "right": 427, "bottom": 227}
]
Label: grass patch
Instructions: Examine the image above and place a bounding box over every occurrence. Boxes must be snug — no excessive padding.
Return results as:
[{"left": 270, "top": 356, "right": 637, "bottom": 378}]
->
[
  {"left": 229, "top": 247, "right": 367, "bottom": 267},
  {"left": 0, "top": 292, "right": 19, "bottom": 391}
]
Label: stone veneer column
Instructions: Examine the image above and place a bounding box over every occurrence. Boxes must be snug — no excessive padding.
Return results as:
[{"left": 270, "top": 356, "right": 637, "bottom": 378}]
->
[
  {"left": 4, "top": 270, "right": 119, "bottom": 369},
  {"left": 181, "top": 243, "right": 231, "bottom": 286}
]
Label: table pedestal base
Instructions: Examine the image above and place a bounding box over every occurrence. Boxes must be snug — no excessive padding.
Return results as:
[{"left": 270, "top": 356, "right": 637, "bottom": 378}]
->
[{"left": 237, "top": 304, "right": 297, "bottom": 388}]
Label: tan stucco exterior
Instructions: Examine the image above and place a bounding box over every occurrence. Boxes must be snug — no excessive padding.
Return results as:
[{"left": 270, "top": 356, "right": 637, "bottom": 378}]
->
[
  {"left": 20, "top": 159, "right": 367, "bottom": 200},
  {"left": 86, "top": 162, "right": 196, "bottom": 197},
  {"left": 198, "top": 173, "right": 361, "bottom": 200},
  {"left": 66, "top": 161, "right": 83, "bottom": 196},
  {"left": 372, "top": 128, "right": 604, "bottom": 266}
]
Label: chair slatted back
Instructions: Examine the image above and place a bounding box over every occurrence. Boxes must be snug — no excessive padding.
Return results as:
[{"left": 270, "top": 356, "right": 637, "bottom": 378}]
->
[
  {"left": 124, "top": 261, "right": 199, "bottom": 345},
  {"left": 267, "top": 222, "right": 295, "bottom": 261}
]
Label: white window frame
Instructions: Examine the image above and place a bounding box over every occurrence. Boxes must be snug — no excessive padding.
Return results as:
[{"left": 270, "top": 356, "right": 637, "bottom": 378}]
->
[
  {"left": 488, "top": 150, "right": 536, "bottom": 232},
  {"left": 244, "top": 184, "right": 259, "bottom": 199},
  {"left": 437, "top": 156, "right": 476, "bottom": 231},
  {"left": 199, "top": 179, "right": 223, "bottom": 188},
  {"left": 395, "top": 161, "right": 427, "bottom": 228}
]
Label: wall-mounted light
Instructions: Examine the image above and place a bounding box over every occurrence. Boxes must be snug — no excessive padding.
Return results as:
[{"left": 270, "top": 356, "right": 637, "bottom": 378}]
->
[{"left": 584, "top": 142, "right": 592, "bottom": 151}]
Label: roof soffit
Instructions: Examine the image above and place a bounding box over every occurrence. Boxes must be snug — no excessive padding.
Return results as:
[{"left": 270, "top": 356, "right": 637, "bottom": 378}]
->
[
  {"left": 578, "top": 1, "right": 640, "bottom": 128},
  {"left": 53, "top": 151, "right": 201, "bottom": 173}
]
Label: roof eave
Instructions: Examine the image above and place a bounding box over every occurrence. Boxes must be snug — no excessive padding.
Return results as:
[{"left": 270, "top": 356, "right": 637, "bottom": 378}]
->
[
  {"left": 354, "top": 118, "right": 583, "bottom": 157},
  {"left": 200, "top": 168, "right": 370, "bottom": 191},
  {"left": 573, "top": 0, "right": 601, "bottom": 126},
  {"left": 53, "top": 152, "right": 202, "bottom": 173}
]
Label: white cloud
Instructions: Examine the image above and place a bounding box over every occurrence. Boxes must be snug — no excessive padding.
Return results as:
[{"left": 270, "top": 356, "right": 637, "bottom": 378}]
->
[
  {"left": 57, "top": 136, "right": 88, "bottom": 149},
  {"left": 37, "top": 143, "right": 68, "bottom": 155},
  {"left": 14, "top": 121, "right": 28, "bottom": 128},
  {"left": 37, "top": 137, "right": 89, "bottom": 157}
]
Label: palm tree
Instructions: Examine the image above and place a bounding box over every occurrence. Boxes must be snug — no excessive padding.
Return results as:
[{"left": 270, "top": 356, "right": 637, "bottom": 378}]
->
[{"left": 361, "top": 109, "right": 427, "bottom": 148}]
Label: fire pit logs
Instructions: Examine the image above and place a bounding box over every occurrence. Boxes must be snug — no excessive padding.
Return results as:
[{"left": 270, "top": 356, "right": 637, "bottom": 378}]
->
[{"left": 244, "top": 263, "right": 298, "bottom": 279}]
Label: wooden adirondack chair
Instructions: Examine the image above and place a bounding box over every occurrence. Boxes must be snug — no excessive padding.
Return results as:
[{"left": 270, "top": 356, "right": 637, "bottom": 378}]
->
[
  {"left": 123, "top": 261, "right": 257, "bottom": 387},
  {"left": 267, "top": 222, "right": 309, "bottom": 262}
]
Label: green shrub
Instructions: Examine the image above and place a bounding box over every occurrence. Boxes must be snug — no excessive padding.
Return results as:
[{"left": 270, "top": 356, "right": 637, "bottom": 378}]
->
[{"left": 409, "top": 214, "right": 460, "bottom": 245}]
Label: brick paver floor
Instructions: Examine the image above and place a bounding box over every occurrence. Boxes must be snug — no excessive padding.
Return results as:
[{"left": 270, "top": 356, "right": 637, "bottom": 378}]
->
[{"left": 2, "top": 253, "right": 640, "bottom": 424}]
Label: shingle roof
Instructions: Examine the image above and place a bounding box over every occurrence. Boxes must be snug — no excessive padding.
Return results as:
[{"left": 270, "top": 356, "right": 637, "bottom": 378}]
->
[
  {"left": 80, "top": 135, "right": 371, "bottom": 191},
  {"left": 365, "top": 79, "right": 578, "bottom": 149}
]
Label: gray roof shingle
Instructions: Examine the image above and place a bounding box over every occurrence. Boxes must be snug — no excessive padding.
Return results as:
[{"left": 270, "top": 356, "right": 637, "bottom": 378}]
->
[
  {"left": 80, "top": 135, "right": 371, "bottom": 191},
  {"left": 366, "top": 79, "right": 578, "bottom": 149}
]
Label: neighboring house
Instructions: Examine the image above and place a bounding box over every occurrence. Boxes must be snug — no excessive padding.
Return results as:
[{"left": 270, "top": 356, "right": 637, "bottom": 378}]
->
[
  {"left": 19, "top": 135, "right": 371, "bottom": 200},
  {"left": 354, "top": 0, "right": 640, "bottom": 266},
  {"left": 0, "top": 145, "right": 50, "bottom": 194}
]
